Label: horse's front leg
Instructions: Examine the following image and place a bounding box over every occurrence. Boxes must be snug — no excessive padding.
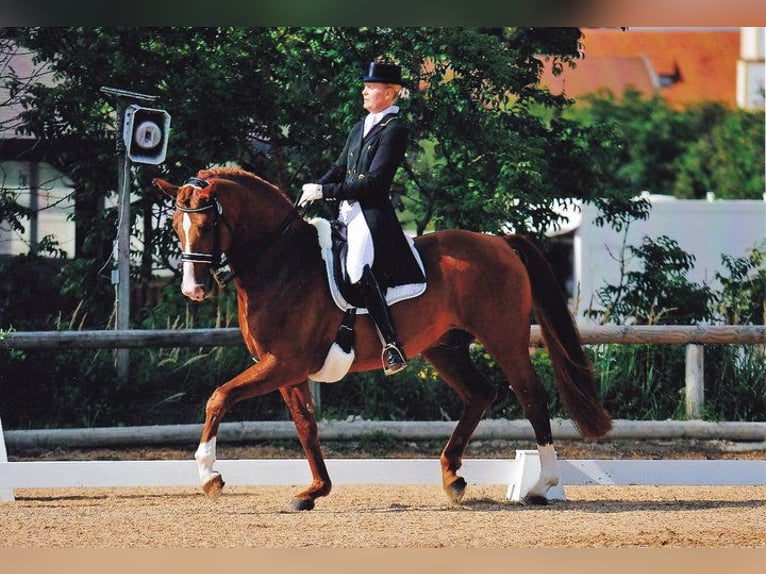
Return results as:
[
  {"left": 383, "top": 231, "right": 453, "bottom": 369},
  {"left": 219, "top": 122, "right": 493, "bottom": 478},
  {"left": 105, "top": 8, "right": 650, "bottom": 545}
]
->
[
  {"left": 279, "top": 381, "right": 331, "bottom": 511},
  {"left": 194, "top": 355, "right": 296, "bottom": 499}
]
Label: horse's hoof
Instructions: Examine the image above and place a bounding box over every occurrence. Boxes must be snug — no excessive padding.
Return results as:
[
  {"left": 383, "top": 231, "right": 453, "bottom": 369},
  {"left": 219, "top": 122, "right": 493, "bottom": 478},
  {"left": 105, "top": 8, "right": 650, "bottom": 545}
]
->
[
  {"left": 444, "top": 477, "right": 467, "bottom": 505},
  {"left": 289, "top": 497, "right": 315, "bottom": 511},
  {"left": 201, "top": 473, "right": 225, "bottom": 499},
  {"left": 521, "top": 492, "right": 549, "bottom": 506}
]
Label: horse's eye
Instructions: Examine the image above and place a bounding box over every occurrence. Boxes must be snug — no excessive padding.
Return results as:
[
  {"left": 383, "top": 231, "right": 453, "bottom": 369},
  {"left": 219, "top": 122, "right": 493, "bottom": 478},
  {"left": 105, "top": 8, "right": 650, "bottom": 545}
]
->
[{"left": 199, "top": 224, "right": 214, "bottom": 235}]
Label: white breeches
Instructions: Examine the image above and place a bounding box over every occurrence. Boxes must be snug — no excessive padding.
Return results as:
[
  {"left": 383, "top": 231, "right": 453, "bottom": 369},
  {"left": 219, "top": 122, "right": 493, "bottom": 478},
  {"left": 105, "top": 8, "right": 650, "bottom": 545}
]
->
[{"left": 339, "top": 200, "right": 374, "bottom": 284}]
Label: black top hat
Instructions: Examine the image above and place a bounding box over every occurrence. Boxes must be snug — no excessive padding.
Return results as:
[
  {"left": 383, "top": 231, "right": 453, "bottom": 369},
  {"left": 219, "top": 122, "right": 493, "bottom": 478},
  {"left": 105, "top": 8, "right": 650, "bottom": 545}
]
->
[{"left": 362, "top": 62, "right": 404, "bottom": 86}]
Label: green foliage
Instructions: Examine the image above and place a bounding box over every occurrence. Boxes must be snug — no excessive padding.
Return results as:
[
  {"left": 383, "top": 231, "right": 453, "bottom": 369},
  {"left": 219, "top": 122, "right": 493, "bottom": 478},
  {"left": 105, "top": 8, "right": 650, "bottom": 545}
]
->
[
  {"left": 588, "top": 232, "right": 765, "bottom": 328},
  {"left": 0, "top": 185, "right": 34, "bottom": 237},
  {"left": 0, "top": 285, "right": 289, "bottom": 429},
  {"left": 704, "top": 345, "right": 766, "bottom": 420},
  {"left": 674, "top": 109, "right": 766, "bottom": 199},
  {"left": 590, "top": 343, "right": 687, "bottom": 420},
  {"left": 319, "top": 357, "right": 463, "bottom": 422},
  {"left": 0, "top": 343, "right": 289, "bottom": 429},
  {"left": 570, "top": 89, "right": 765, "bottom": 198},
  {"left": 587, "top": 235, "right": 715, "bottom": 325},
  {"left": 580, "top": 237, "right": 765, "bottom": 422},
  {"left": 2, "top": 27, "right": 637, "bottom": 312},
  {"left": 713, "top": 248, "right": 766, "bottom": 325},
  {"left": 0, "top": 254, "right": 77, "bottom": 330}
]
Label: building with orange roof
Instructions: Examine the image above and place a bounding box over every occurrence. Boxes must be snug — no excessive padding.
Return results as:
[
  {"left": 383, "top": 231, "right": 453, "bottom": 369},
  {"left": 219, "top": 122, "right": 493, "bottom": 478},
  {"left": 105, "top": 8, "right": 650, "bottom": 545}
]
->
[{"left": 541, "top": 27, "right": 764, "bottom": 110}]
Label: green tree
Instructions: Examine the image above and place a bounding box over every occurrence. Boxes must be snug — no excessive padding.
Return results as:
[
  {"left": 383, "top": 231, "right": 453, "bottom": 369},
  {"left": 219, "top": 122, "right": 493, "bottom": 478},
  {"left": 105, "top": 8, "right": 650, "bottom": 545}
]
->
[
  {"left": 3, "top": 27, "right": 640, "bottom": 324},
  {"left": 587, "top": 234, "right": 714, "bottom": 325},
  {"left": 713, "top": 248, "right": 766, "bottom": 325},
  {"left": 1, "top": 38, "right": 38, "bottom": 248},
  {"left": 4, "top": 28, "right": 281, "bottom": 325},
  {"left": 674, "top": 109, "right": 766, "bottom": 199},
  {"left": 570, "top": 89, "right": 765, "bottom": 199}
]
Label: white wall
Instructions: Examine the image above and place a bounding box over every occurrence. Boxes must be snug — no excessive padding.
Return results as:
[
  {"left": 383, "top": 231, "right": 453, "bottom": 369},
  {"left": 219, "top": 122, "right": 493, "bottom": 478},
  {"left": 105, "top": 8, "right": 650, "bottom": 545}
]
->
[
  {"left": 571, "top": 197, "right": 766, "bottom": 323},
  {"left": 0, "top": 160, "right": 75, "bottom": 257},
  {"left": 737, "top": 27, "right": 765, "bottom": 110}
]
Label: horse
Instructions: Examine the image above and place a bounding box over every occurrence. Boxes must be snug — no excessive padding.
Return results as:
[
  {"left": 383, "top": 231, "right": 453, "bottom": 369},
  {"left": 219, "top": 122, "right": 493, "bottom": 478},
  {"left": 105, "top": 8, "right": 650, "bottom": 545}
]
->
[{"left": 153, "top": 166, "right": 612, "bottom": 510}]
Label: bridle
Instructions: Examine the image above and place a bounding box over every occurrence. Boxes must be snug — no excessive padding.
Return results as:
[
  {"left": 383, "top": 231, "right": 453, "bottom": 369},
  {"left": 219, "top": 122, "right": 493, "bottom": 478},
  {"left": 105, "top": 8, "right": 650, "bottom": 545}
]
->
[
  {"left": 175, "top": 176, "right": 303, "bottom": 288},
  {"left": 176, "top": 177, "right": 228, "bottom": 271}
]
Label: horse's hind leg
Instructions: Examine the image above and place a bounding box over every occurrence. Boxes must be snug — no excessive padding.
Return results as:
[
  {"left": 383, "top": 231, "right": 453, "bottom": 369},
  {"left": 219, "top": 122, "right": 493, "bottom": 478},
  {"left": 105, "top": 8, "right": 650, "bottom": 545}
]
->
[
  {"left": 279, "top": 381, "right": 331, "bottom": 511},
  {"left": 483, "top": 339, "right": 560, "bottom": 505},
  {"left": 422, "top": 331, "right": 497, "bottom": 505}
]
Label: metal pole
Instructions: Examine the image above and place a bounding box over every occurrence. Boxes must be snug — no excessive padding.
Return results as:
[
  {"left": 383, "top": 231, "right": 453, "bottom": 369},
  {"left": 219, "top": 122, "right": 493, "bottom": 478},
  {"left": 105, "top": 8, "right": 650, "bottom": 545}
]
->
[
  {"left": 100, "top": 87, "right": 161, "bottom": 384},
  {"left": 114, "top": 99, "right": 130, "bottom": 383},
  {"left": 115, "top": 153, "right": 131, "bottom": 382}
]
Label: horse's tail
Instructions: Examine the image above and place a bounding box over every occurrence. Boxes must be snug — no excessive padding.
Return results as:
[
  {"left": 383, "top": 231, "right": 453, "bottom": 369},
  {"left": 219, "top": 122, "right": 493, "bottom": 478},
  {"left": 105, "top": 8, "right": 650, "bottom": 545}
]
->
[{"left": 504, "top": 235, "right": 612, "bottom": 440}]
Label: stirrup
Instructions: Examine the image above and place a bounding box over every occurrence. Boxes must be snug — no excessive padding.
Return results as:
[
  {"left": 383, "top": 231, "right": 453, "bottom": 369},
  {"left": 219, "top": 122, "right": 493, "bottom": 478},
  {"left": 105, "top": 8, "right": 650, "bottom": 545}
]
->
[{"left": 382, "top": 343, "right": 407, "bottom": 376}]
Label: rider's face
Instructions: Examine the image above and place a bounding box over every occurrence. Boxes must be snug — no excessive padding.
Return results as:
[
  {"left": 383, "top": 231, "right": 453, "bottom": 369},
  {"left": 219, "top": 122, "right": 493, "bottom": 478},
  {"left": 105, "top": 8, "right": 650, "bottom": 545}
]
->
[{"left": 362, "top": 82, "right": 395, "bottom": 114}]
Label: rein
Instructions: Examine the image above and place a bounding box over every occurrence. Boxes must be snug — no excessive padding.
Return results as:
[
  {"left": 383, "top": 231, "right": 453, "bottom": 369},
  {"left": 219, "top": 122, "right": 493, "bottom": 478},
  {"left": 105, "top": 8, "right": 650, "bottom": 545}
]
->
[{"left": 176, "top": 177, "right": 303, "bottom": 288}]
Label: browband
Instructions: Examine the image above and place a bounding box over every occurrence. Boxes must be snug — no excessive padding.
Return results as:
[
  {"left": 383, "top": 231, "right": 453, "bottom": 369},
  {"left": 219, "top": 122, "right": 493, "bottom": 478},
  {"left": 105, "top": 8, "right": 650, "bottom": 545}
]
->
[
  {"left": 184, "top": 177, "right": 209, "bottom": 189},
  {"left": 177, "top": 177, "right": 216, "bottom": 212}
]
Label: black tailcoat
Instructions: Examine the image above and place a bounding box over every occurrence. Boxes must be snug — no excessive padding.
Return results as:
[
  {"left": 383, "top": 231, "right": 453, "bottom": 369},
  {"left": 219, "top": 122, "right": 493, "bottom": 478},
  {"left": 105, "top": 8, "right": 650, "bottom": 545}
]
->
[{"left": 318, "top": 113, "right": 425, "bottom": 288}]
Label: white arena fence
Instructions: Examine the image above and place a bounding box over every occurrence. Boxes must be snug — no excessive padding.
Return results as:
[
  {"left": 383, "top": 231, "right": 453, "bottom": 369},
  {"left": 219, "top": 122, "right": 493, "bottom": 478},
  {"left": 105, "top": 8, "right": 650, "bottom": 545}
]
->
[
  {"left": 1, "top": 419, "right": 765, "bottom": 504},
  {"left": 2, "top": 440, "right": 765, "bottom": 504},
  {"left": 1, "top": 326, "right": 765, "bottom": 502}
]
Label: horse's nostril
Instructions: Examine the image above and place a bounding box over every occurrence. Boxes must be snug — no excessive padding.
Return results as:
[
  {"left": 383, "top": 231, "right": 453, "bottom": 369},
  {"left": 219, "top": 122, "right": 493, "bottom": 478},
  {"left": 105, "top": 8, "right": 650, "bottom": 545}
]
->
[
  {"left": 181, "top": 284, "right": 206, "bottom": 301},
  {"left": 192, "top": 286, "right": 206, "bottom": 300}
]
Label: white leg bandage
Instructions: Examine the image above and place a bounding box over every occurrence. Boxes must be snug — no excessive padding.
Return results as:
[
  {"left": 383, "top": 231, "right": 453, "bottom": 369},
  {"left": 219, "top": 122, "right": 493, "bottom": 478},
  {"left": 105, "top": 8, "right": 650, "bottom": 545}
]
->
[
  {"left": 194, "top": 437, "right": 219, "bottom": 485},
  {"left": 527, "top": 443, "right": 560, "bottom": 498}
]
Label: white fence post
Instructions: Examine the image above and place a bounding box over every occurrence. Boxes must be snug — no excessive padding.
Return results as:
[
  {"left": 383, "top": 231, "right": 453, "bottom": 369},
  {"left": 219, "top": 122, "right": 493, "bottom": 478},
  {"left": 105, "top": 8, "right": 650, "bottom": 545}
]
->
[
  {"left": 685, "top": 344, "right": 705, "bottom": 419},
  {"left": 0, "top": 417, "right": 14, "bottom": 501}
]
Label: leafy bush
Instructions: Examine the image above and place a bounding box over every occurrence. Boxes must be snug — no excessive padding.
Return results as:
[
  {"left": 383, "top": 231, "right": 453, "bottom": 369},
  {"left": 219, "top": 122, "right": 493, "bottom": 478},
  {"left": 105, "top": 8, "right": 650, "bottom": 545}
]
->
[
  {"left": 704, "top": 345, "right": 766, "bottom": 421},
  {"left": 580, "top": 236, "right": 765, "bottom": 422},
  {"left": 589, "top": 343, "right": 687, "bottom": 420},
  {"left": 586, "top": 235, "right": 715, "bottom": 325}
]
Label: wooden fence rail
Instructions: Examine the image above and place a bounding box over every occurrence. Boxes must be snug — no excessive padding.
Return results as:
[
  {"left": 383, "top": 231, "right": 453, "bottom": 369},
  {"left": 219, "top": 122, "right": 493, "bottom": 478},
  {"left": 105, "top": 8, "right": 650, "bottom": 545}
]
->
[
  {"left": 1, "top": 325, "right": 764, "bottom": 419},
  {"left": 1, "top": 325, "right": 764, "bottom": 349}
]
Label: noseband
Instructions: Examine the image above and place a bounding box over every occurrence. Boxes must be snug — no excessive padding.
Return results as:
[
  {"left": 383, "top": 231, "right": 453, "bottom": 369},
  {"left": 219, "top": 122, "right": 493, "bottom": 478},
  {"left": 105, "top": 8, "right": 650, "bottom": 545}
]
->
[{"left": 175, "top": 176, "right": 302, "bottom": 288}]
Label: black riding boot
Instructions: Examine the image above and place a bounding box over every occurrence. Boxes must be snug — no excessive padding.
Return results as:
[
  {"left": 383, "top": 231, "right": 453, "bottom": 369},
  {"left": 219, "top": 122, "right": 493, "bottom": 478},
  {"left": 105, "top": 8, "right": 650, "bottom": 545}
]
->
[{"left": 358, "top": 265, "right": 407, "bottom": 376}]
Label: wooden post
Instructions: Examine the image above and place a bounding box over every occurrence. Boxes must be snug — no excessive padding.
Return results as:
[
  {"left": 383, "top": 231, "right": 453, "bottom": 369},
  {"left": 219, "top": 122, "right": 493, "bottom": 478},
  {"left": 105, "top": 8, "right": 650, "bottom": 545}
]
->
[
  {"left": 685, "top": 344, "right": 705, "bottom": 419},
  {"left": 309, "top": 381, "right": 322, "bottom": 417}
]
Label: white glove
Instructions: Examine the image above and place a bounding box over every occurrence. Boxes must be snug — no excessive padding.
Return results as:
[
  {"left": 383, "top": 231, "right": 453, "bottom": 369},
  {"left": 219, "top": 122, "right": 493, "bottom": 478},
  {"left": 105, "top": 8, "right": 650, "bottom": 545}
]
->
[{"left": 299, "top": 183, "right": 323, "bottom": 207}]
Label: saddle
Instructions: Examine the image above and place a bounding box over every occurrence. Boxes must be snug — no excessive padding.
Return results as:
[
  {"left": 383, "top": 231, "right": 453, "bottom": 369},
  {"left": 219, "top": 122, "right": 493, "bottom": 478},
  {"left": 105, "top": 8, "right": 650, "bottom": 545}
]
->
[
  {"left": 312, "top": 218, "right": 427, "bottom": 314},
  {"left": 329, "top": 219, "right": 360, "bottom": 306},
  {"left": 305, "top": 218, "right": 427, "bottom": 383}
]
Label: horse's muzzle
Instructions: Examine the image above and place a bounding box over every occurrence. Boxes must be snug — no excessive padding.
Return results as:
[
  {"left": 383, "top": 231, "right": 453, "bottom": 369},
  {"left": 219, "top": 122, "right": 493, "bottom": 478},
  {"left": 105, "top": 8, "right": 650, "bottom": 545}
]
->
[
  {"left": 182, "top": 284, "right": 208, "bottom": 301},
  {"left": 181, "top": 261, "right": 211, "bottom": 301}
]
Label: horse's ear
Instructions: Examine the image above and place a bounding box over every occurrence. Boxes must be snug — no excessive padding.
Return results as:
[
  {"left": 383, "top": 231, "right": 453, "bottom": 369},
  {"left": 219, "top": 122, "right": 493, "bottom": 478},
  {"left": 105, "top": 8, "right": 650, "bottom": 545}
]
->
[
  {"left": 153, "top": 178, "right": 178, "bottom": 199},
  {"left": 196, "top": 180, "right": 217, "bottom": 200}
]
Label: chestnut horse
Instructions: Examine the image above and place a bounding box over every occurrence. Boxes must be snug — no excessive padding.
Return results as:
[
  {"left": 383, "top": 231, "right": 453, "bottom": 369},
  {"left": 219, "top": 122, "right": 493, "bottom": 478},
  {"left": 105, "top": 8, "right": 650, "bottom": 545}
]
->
[{"left": 154, "top": 167, "right": 611, "bottom": 510}]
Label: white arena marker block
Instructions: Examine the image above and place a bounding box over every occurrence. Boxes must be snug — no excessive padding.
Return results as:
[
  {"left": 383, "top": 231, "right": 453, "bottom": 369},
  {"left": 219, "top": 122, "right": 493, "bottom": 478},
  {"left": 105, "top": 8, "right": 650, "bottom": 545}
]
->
[
  {"left": 506, "top": 449, "right": 566, "bottom": 503},
  {"left": 0, "top": 417, "right": 14, "bottom": 502}
]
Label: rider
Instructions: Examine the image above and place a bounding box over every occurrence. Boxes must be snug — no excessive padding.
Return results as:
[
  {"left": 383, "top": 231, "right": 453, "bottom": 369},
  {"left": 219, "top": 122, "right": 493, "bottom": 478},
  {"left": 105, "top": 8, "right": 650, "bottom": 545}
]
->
[{"left": 299, "top": 61, "right": 424, "bottom": 376}]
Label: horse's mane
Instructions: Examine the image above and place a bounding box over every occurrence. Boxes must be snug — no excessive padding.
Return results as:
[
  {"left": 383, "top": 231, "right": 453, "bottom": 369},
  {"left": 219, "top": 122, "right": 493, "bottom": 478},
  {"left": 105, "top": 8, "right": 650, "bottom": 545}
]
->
[{"left": 197, "top": 167, "right": 288, "bottom": 200}]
